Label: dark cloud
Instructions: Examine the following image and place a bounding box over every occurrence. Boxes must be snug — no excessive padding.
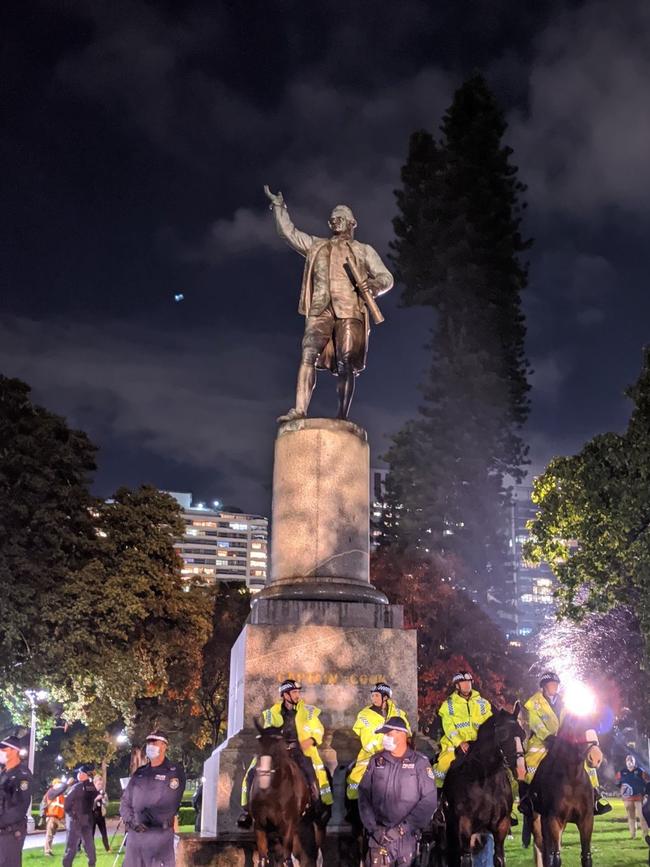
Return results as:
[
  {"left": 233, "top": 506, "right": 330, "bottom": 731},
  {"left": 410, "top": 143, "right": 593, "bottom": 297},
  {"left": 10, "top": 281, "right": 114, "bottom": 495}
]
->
[
  {"left": 509, "top": 0, "right": 650, "bottom": 216},
  {"left": 3, "top": 0, "right": 650, "bottom": 510}
]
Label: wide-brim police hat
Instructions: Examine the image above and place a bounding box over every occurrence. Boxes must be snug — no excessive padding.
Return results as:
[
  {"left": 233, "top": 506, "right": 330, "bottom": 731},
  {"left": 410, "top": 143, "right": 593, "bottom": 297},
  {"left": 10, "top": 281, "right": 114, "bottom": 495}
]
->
[{"left": 0, "top": 735, "right": 23, "bottom": 751}]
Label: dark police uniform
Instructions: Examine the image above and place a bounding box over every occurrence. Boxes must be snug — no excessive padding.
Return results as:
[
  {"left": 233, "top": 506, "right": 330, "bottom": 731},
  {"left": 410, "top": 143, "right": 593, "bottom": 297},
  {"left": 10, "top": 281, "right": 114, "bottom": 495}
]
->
[
  {"left": 359, "top": 748, "right": 437, "bottom": 867},
  {"left": 62, "top": 774, "right": 97, "bottom": 867},
  {"left": 120, "top": 758, "right": 185, "bottom": 867},
  {"left": 0, "top": 753, "right": 33, "bottom": 867}
]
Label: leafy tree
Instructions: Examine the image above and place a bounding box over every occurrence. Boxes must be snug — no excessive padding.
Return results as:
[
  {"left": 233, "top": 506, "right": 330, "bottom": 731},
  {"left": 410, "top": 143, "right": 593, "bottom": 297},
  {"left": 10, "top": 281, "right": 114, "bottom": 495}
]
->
[
  {"left": 0, "top": 375, "right": 98, "bottom": 687},
  {"left": 0, "top": 377, "right": 215, "bottom": 770},
  {"left": 198, "top": 582, "right": 250, "bottom": 749},
  {"left": 371, "top": 549, "right": 530, "bottom": 735},
  {"left": 385, "top": 74, "right": 531, "bottom": 596},
  {"left": 525, "top": 348, "right": 650, "bottom": 660}
]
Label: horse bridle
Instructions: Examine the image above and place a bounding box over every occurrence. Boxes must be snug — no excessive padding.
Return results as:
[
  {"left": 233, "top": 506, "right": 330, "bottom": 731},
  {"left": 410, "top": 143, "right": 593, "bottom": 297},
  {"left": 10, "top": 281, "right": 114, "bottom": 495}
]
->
[{"left": 495, "top": 723, "right": 525, "bottom": 777}]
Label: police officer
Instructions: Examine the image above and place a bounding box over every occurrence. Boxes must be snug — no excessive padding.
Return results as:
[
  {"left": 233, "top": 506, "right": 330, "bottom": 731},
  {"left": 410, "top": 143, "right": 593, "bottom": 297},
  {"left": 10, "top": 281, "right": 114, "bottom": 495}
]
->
[
  {"left": 0, "top": 736, "right": 33, "bottom": 867},
  {"left": 238, "top": 679, "right": 332, "bottom": 828},
  {"left": 433, "top": 671, "right": 492, "bottom": 788},
  {"left": 62, "top": 765, "right": 97, "bottom": 867},
  {"left": 359, "top": 717, "right": 437, "bottom": 867},
  {"left": 120, "top": 730, "right": 185, "bottom": 867},
  {"left": 347, "top": 682, "right": 411, "bottom": 801},
  {"left": 519, "top": 672, "right": 611, "bottom": 818}
]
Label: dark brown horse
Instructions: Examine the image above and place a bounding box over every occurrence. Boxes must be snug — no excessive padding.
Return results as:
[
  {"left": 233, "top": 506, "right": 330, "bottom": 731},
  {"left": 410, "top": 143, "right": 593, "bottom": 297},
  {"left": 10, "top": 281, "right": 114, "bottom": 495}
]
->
[
  {"left": 529, "top": 716, "right": 601, "bottom": 867},
  {"left": 248, "top": 723, "right": 320, "bottom": 866},
  {"left": 432, "top": 704, "right": 526, "bottom": 867}
]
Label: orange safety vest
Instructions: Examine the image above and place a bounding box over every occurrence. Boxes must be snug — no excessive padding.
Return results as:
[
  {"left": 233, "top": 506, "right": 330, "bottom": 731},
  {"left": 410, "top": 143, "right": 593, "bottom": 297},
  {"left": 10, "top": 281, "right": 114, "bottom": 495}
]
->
[{"left": 45, "top": 794, "right": 65, "bottom": 820}]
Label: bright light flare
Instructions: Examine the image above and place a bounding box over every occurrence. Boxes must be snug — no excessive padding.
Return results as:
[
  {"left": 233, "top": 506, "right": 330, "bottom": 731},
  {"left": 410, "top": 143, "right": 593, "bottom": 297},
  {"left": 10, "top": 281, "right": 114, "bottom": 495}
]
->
[{"left": 563, "top": 680, "right": 597, "bottom": 717}]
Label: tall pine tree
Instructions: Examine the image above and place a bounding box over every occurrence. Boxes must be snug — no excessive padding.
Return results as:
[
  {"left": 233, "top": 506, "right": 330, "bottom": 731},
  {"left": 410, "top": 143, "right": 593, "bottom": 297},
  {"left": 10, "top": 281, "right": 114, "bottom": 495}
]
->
[{"left": 386, "top": 74, "right": 531, "bottom": 597}]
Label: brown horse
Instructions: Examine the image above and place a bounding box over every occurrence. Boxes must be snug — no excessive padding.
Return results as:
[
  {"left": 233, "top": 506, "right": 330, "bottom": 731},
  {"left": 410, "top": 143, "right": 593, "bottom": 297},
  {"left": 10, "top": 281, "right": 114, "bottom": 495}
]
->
[
  {"left": 248, "top": 722, "right": 320, "bottom": 866},
  {"left": 529, "top": 716, "right": 601, "bottom": 867},
  {"left": 431, "top": 704, "right": 526, "bottom": 867}
]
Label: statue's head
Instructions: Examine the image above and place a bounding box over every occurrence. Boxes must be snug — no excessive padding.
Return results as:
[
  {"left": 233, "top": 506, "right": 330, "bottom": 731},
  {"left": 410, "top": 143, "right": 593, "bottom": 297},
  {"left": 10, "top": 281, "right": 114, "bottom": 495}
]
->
[{"left": 328, "top": 205, "right": 357, "bottom": 239}]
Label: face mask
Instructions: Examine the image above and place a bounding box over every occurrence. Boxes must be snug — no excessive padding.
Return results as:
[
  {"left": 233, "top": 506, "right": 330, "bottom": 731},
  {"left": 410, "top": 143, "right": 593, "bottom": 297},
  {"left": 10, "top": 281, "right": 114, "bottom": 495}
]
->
[
  {"left": 145, "top": 745, "right": 160, "bottom": 760},
  {"left": 382, "top": 735, "right": 396, "bottom": 751},
  {"left": 0, "top": 750, "right": 7, "bottom": 766}
]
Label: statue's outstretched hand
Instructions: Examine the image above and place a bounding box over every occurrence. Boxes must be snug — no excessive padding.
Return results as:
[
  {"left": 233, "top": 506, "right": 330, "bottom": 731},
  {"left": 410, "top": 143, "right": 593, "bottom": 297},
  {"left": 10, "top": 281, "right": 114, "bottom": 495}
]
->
[{"left": 264, "top": 185, "right": 285, "bottom": 207}]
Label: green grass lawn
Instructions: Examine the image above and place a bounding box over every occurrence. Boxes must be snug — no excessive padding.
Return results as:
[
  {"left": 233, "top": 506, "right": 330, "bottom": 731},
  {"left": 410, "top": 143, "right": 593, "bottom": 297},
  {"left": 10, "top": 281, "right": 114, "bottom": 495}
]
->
[
  {"left": 504, "top": 799, "right": 649, "bottom": 867},
  {"left": 22, "top": 827, "right": 195, "bottom": 867},
  {"left": 21, "top": 804, "right": 649, "bottom": 866}
]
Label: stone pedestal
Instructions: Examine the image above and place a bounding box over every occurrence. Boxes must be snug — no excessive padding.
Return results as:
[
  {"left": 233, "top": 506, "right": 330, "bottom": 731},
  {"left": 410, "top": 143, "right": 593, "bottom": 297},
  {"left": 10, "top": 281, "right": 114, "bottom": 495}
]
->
[
  {"left": 258, "top": 418, "right": 387, "bottom": 604},
  {"left": 187, "top": 420, "right": 420, "bottom": 865}
]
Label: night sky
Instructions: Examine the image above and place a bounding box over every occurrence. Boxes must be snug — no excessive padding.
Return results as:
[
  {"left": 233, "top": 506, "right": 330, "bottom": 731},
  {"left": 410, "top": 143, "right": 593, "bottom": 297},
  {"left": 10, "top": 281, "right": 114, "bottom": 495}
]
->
[{"left": 3, "top": 0, "right": 650, "bottom": 516}]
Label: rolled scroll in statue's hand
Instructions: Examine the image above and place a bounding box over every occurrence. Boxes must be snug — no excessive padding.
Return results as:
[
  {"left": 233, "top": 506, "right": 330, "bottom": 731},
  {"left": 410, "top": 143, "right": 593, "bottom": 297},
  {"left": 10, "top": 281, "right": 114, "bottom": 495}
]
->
[{"left": 344, "top": 251, "right": 385, "bottom": 325}]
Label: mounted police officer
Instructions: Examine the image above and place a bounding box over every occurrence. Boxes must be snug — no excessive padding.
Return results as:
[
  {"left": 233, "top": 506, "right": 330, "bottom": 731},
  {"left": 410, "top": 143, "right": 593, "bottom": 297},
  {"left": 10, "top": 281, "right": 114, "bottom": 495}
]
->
[
  {"left": 120, "top": 730, "right": 185, "bottom": 867},
  {"left": 0, "top": 736, "right": 33, "bottom": 867},
  {"left": 62, "top": 764, "right": 98, "bottom": 867},
  {"left": 432, "top": 672, "right": 492, "bottom": 788},
  {"left": 347, "top": 682, "right": 411, "bottom": 802},
  {"left": 519, "top": 672, "right": 611, "bottom": 818},
  {"left": 237, "top": 679, "right": 332, "bottom": 828},
  {"left": 359, "top": 716, "right": 437, "bottom": 867}
]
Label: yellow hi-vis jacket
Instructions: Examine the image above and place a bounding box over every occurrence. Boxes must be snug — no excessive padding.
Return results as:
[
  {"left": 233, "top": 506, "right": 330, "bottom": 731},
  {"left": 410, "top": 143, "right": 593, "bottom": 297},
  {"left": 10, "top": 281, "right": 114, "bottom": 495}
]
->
[
  {"left": 346, "top": 700, "right": 411, "bottom": 799},
  {"left": 241, "top": 700, "right": 333, "bottom": 806},
  {"left": 523, "top": 691, "right": 599, "bottom": 788},
  {"left": 433, "top": 690, "right": 492, "bottom": 784}
]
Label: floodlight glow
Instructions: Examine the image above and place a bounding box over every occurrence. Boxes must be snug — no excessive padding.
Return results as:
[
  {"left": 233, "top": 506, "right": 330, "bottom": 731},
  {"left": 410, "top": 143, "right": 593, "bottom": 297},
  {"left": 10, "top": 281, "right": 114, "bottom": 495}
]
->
[
  {"left": 563, "top": 680, "right": 596, "bottom": 717},
  {"left": 116, "top": 732, "right": 129, "bottom": 745}
]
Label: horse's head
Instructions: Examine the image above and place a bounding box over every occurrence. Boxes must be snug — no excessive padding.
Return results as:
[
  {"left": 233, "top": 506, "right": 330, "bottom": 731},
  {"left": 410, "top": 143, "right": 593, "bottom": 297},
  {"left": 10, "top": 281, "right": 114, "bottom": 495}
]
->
[
  {"left": 492, "top": 702, "right": 527, "bottom": 781},
  {"left": 554, "top": 714, "right": 603, "bottom": 768},
  {"left": 252, "top": 720, "right": 287, "bottom": 792}
]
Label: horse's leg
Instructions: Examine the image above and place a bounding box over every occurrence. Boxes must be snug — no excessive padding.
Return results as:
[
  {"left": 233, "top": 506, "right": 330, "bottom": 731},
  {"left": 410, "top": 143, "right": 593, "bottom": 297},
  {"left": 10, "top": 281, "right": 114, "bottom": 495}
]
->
[
  {"left": 457, "top": 815, "right": 473, "bottom": 867},
  {"left": 531, "top": 814, "right": 543, "bottom": 867},
  {"left": 542, "top": 815, "right": 563, "bottom": 867},
  {"left": 578, "top": 811, "right": 594, "bottom": 867},
  {"left": 255, "top": 830, "right": 269, "bottom": 867},
  {"left": 493, "top": 817, "right": 510, "bottom": 867}
]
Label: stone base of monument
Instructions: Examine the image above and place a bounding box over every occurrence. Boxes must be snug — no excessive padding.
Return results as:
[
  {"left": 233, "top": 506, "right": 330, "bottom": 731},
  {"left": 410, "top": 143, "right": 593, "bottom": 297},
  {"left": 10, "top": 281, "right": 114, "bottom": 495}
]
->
[
  {"left": 200, "top": 619, "right": 417, "bottom": 839},
  {"left": 182, "top": 419, "right": 421, "bottom": 866}
]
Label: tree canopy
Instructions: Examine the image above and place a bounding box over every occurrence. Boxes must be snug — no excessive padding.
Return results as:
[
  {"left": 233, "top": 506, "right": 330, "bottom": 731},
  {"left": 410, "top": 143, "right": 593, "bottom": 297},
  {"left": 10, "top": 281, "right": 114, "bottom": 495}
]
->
[
  {"left": 0, "top": 375, "right": 217, "bottom": 770},
  {"left": 371, "top": 548, "right": 530, "bottom": 735},
  {"left": 525, "top": 348, "right": 650, "bottom": 659},
  {"left": 385, "top": 74, "right": 531, "bottom": 598}
]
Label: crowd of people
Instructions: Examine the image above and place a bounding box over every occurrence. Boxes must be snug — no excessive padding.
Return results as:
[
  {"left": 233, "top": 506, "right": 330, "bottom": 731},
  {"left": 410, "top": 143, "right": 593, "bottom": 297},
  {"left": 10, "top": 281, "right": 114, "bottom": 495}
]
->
[{"left": 2, "top": 672, "right": 650, "bottom": 867}]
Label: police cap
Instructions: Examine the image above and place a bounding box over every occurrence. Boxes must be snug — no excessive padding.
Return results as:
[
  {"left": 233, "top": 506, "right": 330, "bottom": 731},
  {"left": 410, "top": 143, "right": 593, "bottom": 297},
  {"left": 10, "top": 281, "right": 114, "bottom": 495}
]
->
[
  {"left": 145, "top": 729, "right": 169, "bottom": 744},
  {"left": 0, "top": 736, "right": 23, "bottom": 751},
  {"left": 375, "top": 716, "right": 410, "bottom": 735},
  {"left": 371, "top": 682, "right": 392, "bottom": 698},
  {"left": 278, "top": 679, "right": 302, "bottom": 695},
  {"left": 452, "top": 671, "right": 473, "bottom": 684},
  {"left": 76, "top": 764, "right": 94, "bottom": 775}
]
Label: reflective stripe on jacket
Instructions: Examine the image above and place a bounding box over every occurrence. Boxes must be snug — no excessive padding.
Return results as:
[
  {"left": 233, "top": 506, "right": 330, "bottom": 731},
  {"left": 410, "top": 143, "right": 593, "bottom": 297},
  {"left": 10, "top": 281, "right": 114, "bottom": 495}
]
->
[
  {"left": 346, "top": 701, "right": 411, "bottom": 799},
  {"left": 45, "top": 794, "right": 65, "bottom": 820},
  {"left": 244, "top": 700, "right": 332, "bottom": 805},
  {"left": 438, "top": 690, "right": 492, "bottom": 752}
]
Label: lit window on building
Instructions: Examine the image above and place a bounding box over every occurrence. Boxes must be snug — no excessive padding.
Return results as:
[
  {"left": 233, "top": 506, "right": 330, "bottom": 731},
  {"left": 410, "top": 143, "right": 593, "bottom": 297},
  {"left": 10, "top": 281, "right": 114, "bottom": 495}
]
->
[{"left": 229, "top": 522, "right": 248, "bottom": 531}]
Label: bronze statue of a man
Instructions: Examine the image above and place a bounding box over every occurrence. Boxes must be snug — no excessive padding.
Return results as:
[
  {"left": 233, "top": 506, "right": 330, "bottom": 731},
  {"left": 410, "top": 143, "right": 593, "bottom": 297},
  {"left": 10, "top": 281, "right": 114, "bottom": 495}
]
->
[{"left": 265, "top": 186, "right": 393, "bottom": 422}]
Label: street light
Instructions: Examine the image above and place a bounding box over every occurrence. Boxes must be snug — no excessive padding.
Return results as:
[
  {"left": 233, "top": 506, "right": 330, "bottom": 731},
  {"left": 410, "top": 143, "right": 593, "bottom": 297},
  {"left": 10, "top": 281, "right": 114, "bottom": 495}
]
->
[
  {"left": 24, "top": 689, "right": 48, "bottom": 832},
  {"left": 116, "top": 731, "right": 129, "bottom": 745}
]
